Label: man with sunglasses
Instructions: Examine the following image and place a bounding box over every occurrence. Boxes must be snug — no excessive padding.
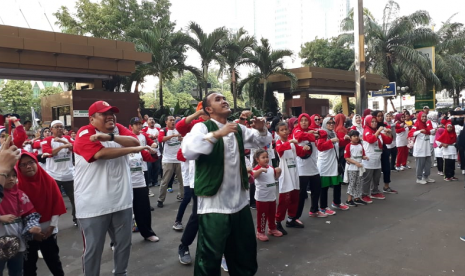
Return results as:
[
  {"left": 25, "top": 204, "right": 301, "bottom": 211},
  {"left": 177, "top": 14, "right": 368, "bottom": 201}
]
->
[{"left": 41, "top": 120, "right": 77, "bottom": 226}]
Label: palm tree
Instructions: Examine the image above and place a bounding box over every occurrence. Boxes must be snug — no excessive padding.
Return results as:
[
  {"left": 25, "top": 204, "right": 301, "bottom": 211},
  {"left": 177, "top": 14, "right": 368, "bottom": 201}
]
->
[
  {"left": 339, "top": 1, "right": 441, "bottom": 93},
  {"left": 238, "top": 38, "right": 297, "bottom": 110},
  {"left": 128, "top": 20, "right": 200, "bottom": 108},
  {"left": 433, "top": 14, "right": 465, "bottom": 105},
  {"left": 185, "top": 22, "right": 228, "bottom": 99},
  {"left": 218, "top": 28, "right": 256, "bottom": 111}
]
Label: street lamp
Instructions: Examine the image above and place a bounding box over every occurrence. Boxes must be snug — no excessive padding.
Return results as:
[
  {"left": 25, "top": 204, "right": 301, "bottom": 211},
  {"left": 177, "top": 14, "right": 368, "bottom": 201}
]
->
[{"left": 397, "top": 86, "right": 409, "bottom": 111}]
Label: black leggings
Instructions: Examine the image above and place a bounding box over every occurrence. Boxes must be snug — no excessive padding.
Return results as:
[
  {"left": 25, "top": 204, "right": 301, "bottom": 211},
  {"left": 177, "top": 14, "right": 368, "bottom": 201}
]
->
[
  {"left": 296, "top": 175, "right": 321, "bottom": 218},
  {"left": 24, "top": 234, "right": 64, "bottom": 276},
  {"left": 181, "top": 189, "right": 198, "bottom": 247},
  {"left": 320, "top": 184, "right": 341, "bottom": 209},
  {"left": 444, "top": 158, "right": 456, "bottom": 178}
]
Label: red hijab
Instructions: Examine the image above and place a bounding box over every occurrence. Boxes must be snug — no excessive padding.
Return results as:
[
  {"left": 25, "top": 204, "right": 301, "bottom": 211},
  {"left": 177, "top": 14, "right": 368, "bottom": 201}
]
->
[
  {"left": 16, "top": 152, "right": 66, "bottom": 223},
  {"left": 0, "top": 168, "right": 35, "bottom": 217},
  {"left": 409, "top": 112, "right": 431, "bottom": 136},
  {"left": 395, "top": 113, "right": 404, "bottom": 123},
  {"left": 309, "top": 114, "right": 321, "bottom": 130},
  {"left": 433, "top": 127, "right": 445, "bottom": 148},
  {"left": 436, "top": 124, "right": 457, "bottom": 145},
  {"left": 294, "top": 113, "right": 311, "bottom": 132},
  {"left": 335, "top": 114, "right": 347, "bottom": 134},
  {"left": 363, "top": 115, "right": 382, "bottom": 149},
  {"left": 288, "top": 117, "right": 298, "bottom": 133}
]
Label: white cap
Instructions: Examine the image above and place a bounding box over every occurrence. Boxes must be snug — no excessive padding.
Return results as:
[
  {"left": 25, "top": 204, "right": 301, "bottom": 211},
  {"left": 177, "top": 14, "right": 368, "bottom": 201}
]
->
[{"left": 50, "top": 120, "right": 64, "bottom": 127}]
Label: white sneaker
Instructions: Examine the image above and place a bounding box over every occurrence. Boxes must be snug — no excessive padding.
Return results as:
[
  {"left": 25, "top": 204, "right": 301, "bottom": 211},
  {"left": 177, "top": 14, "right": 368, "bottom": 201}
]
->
[
  {"left": 396, "top": 166, "right": 404, "bottom": 171},
  {"left": 416, "top": 179, "right": 427, "bottom": 185},
  {"left": 148, "top": 189, "right": 155, "bottom": 197},
  {"left": 221, "top": 257, "right": 228, "bottom": 272},
  {"left": 438, "top": 172, "right": 444, "bottom": 176},
  {"left": 462, "top": 170, "right": 465, "bottom": 175},
  {"left": 423, "top": 177, "right": 435, "bottom": 183},
  {"left": 38, "top": 250, "right": 43, "bottom": 259}
]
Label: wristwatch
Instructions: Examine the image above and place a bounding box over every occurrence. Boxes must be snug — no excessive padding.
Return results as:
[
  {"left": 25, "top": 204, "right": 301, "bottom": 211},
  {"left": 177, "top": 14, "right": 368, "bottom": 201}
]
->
[{"left": 108, "top": 133, "right": 114, "bottom": 141}]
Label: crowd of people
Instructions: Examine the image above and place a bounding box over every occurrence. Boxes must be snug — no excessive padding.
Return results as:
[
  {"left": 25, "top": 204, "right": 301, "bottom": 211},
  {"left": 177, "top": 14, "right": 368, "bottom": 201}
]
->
[{"left": 0, "top": 96, "right": 465, "bottom": 276}]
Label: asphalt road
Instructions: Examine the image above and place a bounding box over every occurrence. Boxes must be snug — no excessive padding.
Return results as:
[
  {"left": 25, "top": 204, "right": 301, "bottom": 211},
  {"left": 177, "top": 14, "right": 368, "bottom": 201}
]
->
[{"left": 37, "top": 158, "right": 465, "bottom": 276}]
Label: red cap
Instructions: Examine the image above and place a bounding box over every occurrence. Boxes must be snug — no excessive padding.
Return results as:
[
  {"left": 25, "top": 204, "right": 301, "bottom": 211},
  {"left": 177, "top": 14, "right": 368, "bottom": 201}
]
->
[{"left": 88, "top": 101, "right": 120, "bottom": 116}]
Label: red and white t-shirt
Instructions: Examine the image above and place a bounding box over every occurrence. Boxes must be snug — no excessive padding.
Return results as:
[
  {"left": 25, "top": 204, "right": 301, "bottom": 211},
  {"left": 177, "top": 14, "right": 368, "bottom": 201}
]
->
[
  {"left": 344, "top": 143, "right": 365, "bottom": 171},
  {"left": 253, "top": 165, "right": 277, "bottom": 202},
  {"left": 42, "top": 136, "right": 74, "bottom": 181},
  {"left": 142, "top": 126, "right": 160, "bottom": 156},
  {"left": 73, "top": 123, "right": 135, "bottom": 219}
]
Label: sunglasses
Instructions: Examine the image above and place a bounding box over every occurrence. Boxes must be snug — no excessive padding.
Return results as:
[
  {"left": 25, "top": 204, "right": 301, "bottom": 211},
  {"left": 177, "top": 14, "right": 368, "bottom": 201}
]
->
[
  {"left": 314, "top": 119, "right": 321, "bottom": 121},
  {"left": 327, "top": 122, "right": 335, "bottom": 125},
  {"left": 18, "top": 161, "right": 36, "bottom": 168}
]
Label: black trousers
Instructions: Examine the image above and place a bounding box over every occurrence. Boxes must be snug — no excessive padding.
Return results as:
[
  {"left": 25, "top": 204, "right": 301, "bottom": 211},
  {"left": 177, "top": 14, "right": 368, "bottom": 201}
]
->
[
  {"left": 296, "top": 175, "right": 321, "bottom": 217},
  {"left": 381, "top": 147, "right": 391, "bottom": 184},
  {"left": 133, "top": 187, "right": 156, "bottom": 238},
  {"left": 389, "top": 147, "right": 398, "bottom": 170},
  {"left": 437, "top": 157, "right": 444, "bottom": 173},
  {"left": 320, "top": 184, "right": 341, "bottom": 209},
  {"left": 249, "top": 183, "right": 256, "bottom": 207},
  {"left": 55, "top": 180, "right": 76, "bottom": 222},
  {"left": 181, "top": 189, "right": 198, "bottom": 247},
  {"left": 24, "top": 234, "right": 64, "bottom": 276},
  {"left": 444, "top": 158, "right": 456, "bottom": 178},
  {"left": 459, "top": 149, "right": 465, "bottom": 169}
]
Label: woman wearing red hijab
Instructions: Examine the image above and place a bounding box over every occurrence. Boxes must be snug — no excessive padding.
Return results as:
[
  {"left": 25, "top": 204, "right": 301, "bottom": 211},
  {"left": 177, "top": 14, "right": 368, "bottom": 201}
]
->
[
  {"left": 335, "top": 114, "right": 350, "bottom": 180},
  {"left": 408, "top": 112, "right": 434, "bottom": 184},
  {"left": 292, "top": 114, "right": 327, "bottom": 218},
  {"left": 308, "top": 114, "right": 322, "bottom": 130},
  {"left": 436, "top": 123, "right": 458, "bottom": 181},
  {"left": 360, "top": 115, "right": 393, "bottom": 203},
  {"left": 16, "top": 152, "right": 66, "bottom": 276}
]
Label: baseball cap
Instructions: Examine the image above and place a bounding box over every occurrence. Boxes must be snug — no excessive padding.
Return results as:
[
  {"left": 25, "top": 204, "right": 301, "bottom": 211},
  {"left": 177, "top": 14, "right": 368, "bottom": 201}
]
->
[
  {"left": 423, "top": 106, "right": 430, "bottom": 109},
  {"left": 88, "top": 101, "right": 120, "bottom": 116},
  {"left": 129, "top": 117, "right": 142, "bottom": 125}
]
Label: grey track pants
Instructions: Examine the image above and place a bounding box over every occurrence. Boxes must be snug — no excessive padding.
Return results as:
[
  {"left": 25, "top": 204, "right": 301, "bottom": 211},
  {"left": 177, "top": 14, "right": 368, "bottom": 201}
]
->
[
  {"left": 361, "top": 168, "right": 382, "bottom": 196},
  {"left": 78, "top": 208, "right": 132, "bottom": 276},
  {"left": 415, "top": 156, "right": 431, "bottom": 180}
]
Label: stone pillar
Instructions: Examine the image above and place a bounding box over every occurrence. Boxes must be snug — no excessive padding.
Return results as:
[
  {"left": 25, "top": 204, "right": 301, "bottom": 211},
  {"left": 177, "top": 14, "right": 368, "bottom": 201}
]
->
[{"left": 341, "top": 95, "right": 350, "bottom": 115}]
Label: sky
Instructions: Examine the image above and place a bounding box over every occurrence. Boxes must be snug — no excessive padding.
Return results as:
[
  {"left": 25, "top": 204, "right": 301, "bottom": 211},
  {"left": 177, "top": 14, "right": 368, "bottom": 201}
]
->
[{"left": 1, "top": 0, "right": 464, "bottom": 92}]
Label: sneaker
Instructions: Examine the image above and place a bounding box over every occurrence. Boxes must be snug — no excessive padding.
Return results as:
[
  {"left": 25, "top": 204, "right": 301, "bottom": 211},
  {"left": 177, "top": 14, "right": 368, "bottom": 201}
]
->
[
  {"left": 168, "top": 188, "right": 173, "bottom": 193},
  {"left": 458, "top": 163, "right": 461, "bottom": 168},
  {"left": 462, "top": 170, "right": 465, "bottom": 175},
  {"left": 286, "top": 219, "right": 304, "bottom": 228},
  {"left": 332, "top": 202, "right": 350, "bottom": 210},
  {"left": 320, "top": 207, "right": 336, "bottom": 215},
  {"left": 268, "top": 229, "right": 283, "bottom": 237},
  {"left": 148, "top": 190, "right": 155, "bottom": 197},
  {"left": 38, "top": 250, "right": 43, "bottom": 259},
  {"left": 396, "top": 166, "right": 404, "bottom": 171},
  {"left": 276, "top": 221, "right": 288, "bottom": 235},
  {"left": 145, "top": 236, "right": 159, "bottom": 242},
  {"left": 309, "top": 211, "right": 328, "bottom": 218},
  {"left": 176, "top": 195, "right": 183, "bottom": 201},
  {"left": 405, "top": 165, "right": 411, "bottom": 169},
  {"left": 73, "top": 221, "right": 78, "bottom": 227},
  {"left": 438, "top": 171, "right": 444, "bottom": 176},
  {"left": 178, "top": 244, "right": 192, "bottom": 265},
  {"left": 433, "top": 162, "right": 437, "bottom": 167},
  {"left": 345, "top": 200, "right": 356, "bottom": 207},
  {"left": 445, "top": 178, "right": 452, "bottom": 181},
  {"left": 157, "top": 201, "right": 163, "bottom": 208},
  {"left": 423, "top": 177, "right": 435, "bottom": 183},
  {"left": 451, "top": 177, "right": 459, "bottom": 181},
  {"left": 460, "top": 236, "right": 465, "bottom": 242},
  {"left": 400, "top": 166, "right": 406, "bottom": 170},
  {"left": 383, "top": 187, "right": 398, "bottom": 194},
  {"left": 307, "top": 190, "right": 311, "bottom": 194},
  {"left": 416, "top": 179, "right": 427, "bottom": 185},
  {"left": 221, "top": 257, "right": 228, "bottom": 272},
  {"left": 361, "top": 195, "right": 373, "bottom": 204},
  {"left": 256, "top": 232, "right": 269, "bottom": 241},
  {"left": 173, "top": 221, "right": 183, "bottom": 231},
  {"left": 370, "top": 193, "right": 386, "bottom": 200},
  {"left": 354, "top": 198, "right": 368, "bottom": 205}
]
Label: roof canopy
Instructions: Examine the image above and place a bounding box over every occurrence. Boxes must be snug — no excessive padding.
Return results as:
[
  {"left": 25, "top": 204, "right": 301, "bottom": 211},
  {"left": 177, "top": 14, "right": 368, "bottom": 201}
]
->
[
  {"left": 0, "top": 25, "right": 151, "bottom": 82},
  {"left": 267, "top": 67, "right": 388, "bottom": 96}
]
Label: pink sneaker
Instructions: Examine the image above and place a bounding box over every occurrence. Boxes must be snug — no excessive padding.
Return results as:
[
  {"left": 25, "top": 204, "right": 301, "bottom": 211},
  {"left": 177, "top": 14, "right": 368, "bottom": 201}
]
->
[
  {"left": 256, "top": 232, "right": 269, "bottom": 241},
  {"left": 370, "top": 193, "right": 386, "bottom": 200},
  {"left": 332, "top": 202, "right": 350, "bottom": 210},
  {"left": 268, "top": 229, "right": 283, "bottom": 237},
  {"left": 362, "top": 195, "right": 373, "bottom": 203},
  {"left": 320, "top": 208, "right": 336, "bottom": 216},
  {"left": 309, "top": 211, "right": 328, "bottom": 218}
]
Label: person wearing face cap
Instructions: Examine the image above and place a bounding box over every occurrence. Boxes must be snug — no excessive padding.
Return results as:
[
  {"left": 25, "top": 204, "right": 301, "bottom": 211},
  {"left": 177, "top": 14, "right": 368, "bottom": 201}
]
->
[
  {"left": 41, "top": 120, "right": 77, "bottom": 226},
  {"left": 73, "top": 101, "right": 149, "bottom": 276}
]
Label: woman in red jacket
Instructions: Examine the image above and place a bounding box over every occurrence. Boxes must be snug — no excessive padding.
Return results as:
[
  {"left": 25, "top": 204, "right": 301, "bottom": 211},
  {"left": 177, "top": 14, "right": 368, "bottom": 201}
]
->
[{"left": 335, "top": 114, "right": 350, "bottom": 182}]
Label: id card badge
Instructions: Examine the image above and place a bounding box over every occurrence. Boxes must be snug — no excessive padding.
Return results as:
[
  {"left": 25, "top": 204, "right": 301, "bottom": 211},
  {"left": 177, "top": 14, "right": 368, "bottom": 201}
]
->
[{"left": 286, "top": 158, "right": 296, "bottom": 168}]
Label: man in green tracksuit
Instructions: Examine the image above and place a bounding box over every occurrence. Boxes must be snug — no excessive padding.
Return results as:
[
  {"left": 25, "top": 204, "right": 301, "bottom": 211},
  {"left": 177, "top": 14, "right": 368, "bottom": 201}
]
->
[{"left": 182, "top": 92, "right": 272, "bottom": 276}]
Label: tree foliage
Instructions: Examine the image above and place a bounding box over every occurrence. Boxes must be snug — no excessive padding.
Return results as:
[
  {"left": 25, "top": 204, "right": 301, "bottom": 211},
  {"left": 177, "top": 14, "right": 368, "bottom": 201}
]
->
[
  {"left": 299, "top": 37, "right": 354, "bottom": 70},
  {"left": 333, "top": 100, "right": 355, "bottom": 114},
  {"left": 0, "top": 80, "right": 36, "bottom": 119},
  {"left": 40, "top": 86, "right": 64, "bottom": 97}
]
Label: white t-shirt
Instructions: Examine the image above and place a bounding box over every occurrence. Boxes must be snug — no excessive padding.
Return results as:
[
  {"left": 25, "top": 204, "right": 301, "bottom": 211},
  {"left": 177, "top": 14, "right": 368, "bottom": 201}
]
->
[
  {"left": 42, "top": 136, "right": 74, "bottom": 182},
  {"left": 128, "top": 152, "right": 146, "bottom": 188},
  {"left": 136, "top": 133, "right": 148, "bottom": 171},
  {"left": 412, "top": 131, "right": 431, "bottom": 157},
  {"left": 144, "top": 127, "right": 161, "bottom": 156},
  {"left": 253, "top": 165, "right": 277, "bottom": 202},
  {"left": 161, "top": 128, "right": 181, "bottom": 163},
  {"left": 362, "top": 134, "right": 383, "bottom": 169},
  {"left": 73, "top": 124, "right": 133, "bottom": 219},
  {"left": 344, "top": 143, "right": 364, "bottom": 171}
]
